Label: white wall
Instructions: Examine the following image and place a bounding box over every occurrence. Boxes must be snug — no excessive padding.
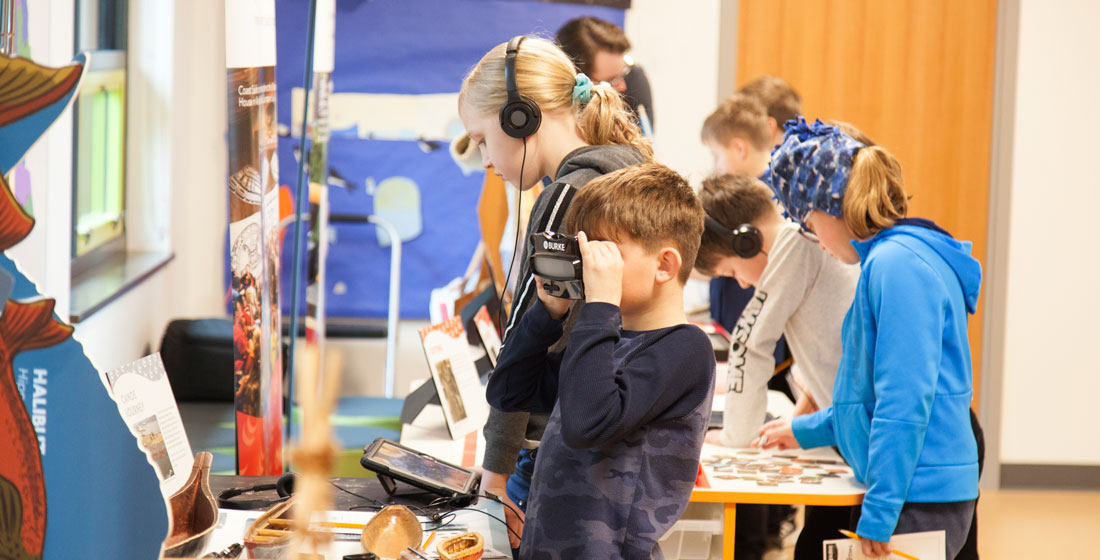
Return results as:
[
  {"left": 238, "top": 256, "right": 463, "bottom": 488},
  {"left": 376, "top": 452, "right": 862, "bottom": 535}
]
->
[
  {"left": 998, "top": 0, "right": 1100, "bottom": 465},
  {"left": 9, "top": 0, "right": 75, "bottom": 312},
  {"left": 78, "top": 0, "right": 229, "bottom": 372},
  {"left": 11, "top": 0, "right": 228, "bottom": 372},
  {"left": 624, "top": 0, "right": 722, "bottom": 184}
]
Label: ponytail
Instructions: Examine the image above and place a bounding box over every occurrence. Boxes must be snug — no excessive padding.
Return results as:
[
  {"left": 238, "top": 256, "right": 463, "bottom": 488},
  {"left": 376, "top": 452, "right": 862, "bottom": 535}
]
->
[
  {"left": 575, "top": 83, "right": 654, "bottom": 161},
  {"left": 459, "top": 36, "right": 652, "bottom": 161},
  {"left": 842, "top": 146, "right": 908, "bottom": 239}
]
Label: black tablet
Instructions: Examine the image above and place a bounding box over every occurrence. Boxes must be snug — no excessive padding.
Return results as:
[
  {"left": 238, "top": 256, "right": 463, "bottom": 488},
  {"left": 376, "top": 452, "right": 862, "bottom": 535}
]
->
[{"left": 360, "top": 438, "right": 480, "bottom": 499}]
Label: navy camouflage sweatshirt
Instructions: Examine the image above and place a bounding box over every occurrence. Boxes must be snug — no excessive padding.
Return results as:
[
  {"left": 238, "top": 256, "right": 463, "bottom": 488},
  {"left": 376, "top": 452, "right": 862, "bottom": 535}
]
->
[{"left": 487, "top": 301, "right": 715, "bottom": 559}]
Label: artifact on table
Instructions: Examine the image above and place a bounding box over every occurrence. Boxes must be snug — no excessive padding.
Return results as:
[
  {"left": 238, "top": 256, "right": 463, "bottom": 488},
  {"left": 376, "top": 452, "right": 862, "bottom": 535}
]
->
[
  {"left": 437, "top": 532, "right": 485, "bottom": 560},
  {"left": 163, "top": 452, "right": 218, "bottom": 558},
  {"left": 360, "top": 505, "right": 423, "bottom": 558},
  {"left": 243, "top": 497, "right": 296, "bottom": 559}
]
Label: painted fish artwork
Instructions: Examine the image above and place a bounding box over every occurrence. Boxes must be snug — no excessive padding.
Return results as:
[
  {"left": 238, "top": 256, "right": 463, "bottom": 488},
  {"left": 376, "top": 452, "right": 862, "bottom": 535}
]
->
[
  {"left": 0, "top": 49, "right": 166, "bottom": 558},
  {"left": 0, "top": 51, "right": 85, "bottom": 560}
]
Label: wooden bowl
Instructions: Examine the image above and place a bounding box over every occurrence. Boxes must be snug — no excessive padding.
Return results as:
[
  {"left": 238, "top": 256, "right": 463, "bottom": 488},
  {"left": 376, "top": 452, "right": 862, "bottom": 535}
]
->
[
  {"left": 360, "top": 505, "right": 423, "bottom": 559},
  {"left": 437, "top": 532, "right": 484, "bottom": 560}
]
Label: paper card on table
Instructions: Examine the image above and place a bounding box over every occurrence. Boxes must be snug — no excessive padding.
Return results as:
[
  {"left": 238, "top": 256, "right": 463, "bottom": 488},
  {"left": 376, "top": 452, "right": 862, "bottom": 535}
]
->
[
  {"left": 104, "top": 353, "right": 195, "bottom": 496},
  {"left": 823, "top": 530, "right": 945, "bottom": 560},
  {"left": 419, "top": 317, "right": 489, "bottom": 439}
]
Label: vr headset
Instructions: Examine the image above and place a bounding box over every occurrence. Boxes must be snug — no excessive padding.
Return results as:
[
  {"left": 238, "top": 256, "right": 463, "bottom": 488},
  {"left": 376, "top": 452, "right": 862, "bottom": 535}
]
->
[{"left": 529, "top": 231, "right": 584, "bottom": 300}]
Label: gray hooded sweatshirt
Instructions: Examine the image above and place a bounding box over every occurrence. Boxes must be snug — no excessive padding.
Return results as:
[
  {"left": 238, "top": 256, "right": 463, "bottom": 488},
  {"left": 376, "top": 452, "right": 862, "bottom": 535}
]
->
[{"left": 482, "top": 144, "right": 645, "bottom": 475}]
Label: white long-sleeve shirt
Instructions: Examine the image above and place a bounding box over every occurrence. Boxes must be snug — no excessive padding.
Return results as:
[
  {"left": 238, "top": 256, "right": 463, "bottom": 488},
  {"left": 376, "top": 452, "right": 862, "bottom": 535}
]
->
[{"left": 721, "top": 222, "right": 859, "bottom": 447}]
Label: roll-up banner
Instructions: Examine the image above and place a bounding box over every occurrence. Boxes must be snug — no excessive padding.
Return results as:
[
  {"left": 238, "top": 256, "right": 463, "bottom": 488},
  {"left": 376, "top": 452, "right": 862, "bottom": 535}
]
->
[{"left": 226, "top": 0, "right": 283, "bottom": 476}]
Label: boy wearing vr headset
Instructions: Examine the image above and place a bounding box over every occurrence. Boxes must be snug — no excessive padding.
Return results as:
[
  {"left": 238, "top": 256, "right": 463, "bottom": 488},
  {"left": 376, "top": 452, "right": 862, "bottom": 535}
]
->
[{"left": 487, "top": 163, "right": 714, "bottom": 559}]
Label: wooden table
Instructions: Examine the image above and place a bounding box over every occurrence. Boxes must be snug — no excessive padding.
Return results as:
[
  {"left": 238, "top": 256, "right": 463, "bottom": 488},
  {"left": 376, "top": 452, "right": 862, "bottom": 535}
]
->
[{"left": 690, "top": 444, "right": 865, "bottom": 559}]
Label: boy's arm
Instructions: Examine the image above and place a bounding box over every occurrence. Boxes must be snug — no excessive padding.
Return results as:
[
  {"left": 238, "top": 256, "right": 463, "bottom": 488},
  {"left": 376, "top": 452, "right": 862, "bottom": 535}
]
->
[
  {"left": 555, "top": 303, "right": 715, "bottom": 449},
  {"left": 721, "top": 236, "right": 815, "bottom": 447},
  {"left": 791, "top": 406, "right": 836, "bottom": 448},
  {"left": 856, "top": 250, "right": 945, "bottom": 542},
  {"left": 485, "top": 300, "right": 565, "bottom": 414}
]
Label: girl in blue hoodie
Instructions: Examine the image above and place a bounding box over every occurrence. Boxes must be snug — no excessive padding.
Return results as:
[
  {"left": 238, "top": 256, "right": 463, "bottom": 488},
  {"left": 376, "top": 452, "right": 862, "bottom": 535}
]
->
[{"left": 758, "top": 119, "right": 981, "bottom": 559}]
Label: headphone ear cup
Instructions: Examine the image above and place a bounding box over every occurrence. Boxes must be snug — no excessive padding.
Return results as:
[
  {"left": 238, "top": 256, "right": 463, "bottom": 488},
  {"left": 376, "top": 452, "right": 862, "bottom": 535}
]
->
[
  {"left": 276, "top": 472, "right": 296, "bottom": 498},
  {"left": 499, "top": 97, "right": 542, "bottom": 139},
  {"left": 730, "top": 224, "right": 764, "bottom": 258}
]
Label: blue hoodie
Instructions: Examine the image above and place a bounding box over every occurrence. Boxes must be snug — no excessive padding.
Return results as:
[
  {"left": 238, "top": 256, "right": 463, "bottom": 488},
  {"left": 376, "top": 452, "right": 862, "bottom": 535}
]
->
[{"left": 791, "top": 224, "right": 981, "bottom": 542}]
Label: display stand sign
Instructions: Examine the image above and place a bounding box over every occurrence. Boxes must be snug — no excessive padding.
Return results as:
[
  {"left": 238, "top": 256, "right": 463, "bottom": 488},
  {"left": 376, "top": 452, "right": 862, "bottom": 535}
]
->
[
  {"left": 471, "top": 306, "right": 501, "bottom": 368},
  {"left": 227, "top": 0, "right": 283, "bottom": 476},
  {"left": 416, "top": 318, "right": 487, "bottom": 439},
  {"left": 104, "top": 354, "right": 195, "bottom": 497}
]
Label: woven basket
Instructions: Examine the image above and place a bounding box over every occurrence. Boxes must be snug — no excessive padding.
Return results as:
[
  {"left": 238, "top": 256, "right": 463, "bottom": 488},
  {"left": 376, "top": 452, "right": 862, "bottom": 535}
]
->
[{"left": 437, "top": 532, "right": 485, "bottom": 560}]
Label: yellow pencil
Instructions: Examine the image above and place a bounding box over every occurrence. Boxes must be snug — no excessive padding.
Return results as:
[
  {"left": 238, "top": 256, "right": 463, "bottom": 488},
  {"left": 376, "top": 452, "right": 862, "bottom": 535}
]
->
[
  {"left": 838, "top": 529, "right": 920, "bottom": 560},
  {"left": 422, "top": 531, "right": 436, "bottom": 549},
  {"left": 267, "top": 519, "right": 365, "bottom": 530}
]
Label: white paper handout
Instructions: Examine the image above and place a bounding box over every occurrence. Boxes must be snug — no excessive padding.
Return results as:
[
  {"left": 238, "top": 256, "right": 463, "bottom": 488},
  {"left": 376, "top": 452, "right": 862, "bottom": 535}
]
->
[
  {"left": 418, "top": 317, "right": 488, "bottom": 439},
  {"left": 824, "top": 530, "right": 946, "bottom": 560},
  {"left": 105, "top": 353, "right": 195, "bottom": 496}
]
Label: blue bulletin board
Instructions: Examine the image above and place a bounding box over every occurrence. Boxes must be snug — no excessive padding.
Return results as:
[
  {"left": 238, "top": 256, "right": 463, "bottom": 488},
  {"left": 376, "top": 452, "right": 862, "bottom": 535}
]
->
[{"left": 274, "top": 0, "right": 625, "bottom": 319}]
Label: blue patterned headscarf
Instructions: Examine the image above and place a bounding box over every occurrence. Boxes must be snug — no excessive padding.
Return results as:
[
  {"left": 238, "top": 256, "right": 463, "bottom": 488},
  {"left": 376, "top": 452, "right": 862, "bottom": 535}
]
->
[{"left": 764, "top": 117, "right": 866, "bottom": 225}]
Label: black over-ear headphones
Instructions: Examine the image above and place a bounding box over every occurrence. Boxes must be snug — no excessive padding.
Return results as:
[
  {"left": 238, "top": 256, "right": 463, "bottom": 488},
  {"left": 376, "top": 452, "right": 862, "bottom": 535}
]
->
[
  {"left": 217, "top": 471, "right": 297, "bottom": 510},
  {"left": 499, "top": 36, "right": 542, "bottom": 139},
  {"left": 704, "top": 213, "right": 764, "bottom": 259}
]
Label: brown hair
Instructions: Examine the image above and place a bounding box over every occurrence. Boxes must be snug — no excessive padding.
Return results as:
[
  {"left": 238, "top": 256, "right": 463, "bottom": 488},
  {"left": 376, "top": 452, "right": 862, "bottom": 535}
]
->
[
  {"left": 700, "top": 93, "right": 771, "bottom": 150},
  {"left": 555, "top": 17, "right": 631, "bottom": 75},
  {"left": 842, "top": 146, "right": 908, "bottom": 239},
  {"left": 563, "top": 163, "right": 703, "bottom": 284},
  {"left": 459, "top": 36, "right": 653, "bottom": 161},
  {"left": 695, "top": 174, "right": 777, "bottom": 275},
  {"left": 738, "top": 76, "right": 802, "bottom": 131}
]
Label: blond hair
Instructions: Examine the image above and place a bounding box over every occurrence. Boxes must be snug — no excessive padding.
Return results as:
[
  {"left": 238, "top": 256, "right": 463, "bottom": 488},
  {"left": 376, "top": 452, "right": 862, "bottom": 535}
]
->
[
  {"left": 843, "top": 146, "right": 908, "bottom": 239},
  {"left": 826, "top": 120, "right": 876, "bottom": 147},
  {"left": 563, "top": 163, "right": 703, "bottom": 284},
  {"left": 738, "top": 75, "right": 802, "bottom": 131},
  {"left": 458, "top": 36, "right": 653, "bottom": 161},
  {"left": 701, "top": 93, "right": 771, "bottom": 150},
  {"left": 695, "top": 174, "right": 777, "bottom": 275}
]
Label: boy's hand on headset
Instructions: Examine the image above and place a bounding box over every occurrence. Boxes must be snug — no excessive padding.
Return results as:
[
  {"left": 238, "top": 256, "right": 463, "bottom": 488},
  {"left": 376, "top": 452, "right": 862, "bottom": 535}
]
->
[
  {"left": 577, "top": 231, "right": 623, "bottom": 307},
  {"left": 535, "top": 277, "right": 571, "bottom": 320}
]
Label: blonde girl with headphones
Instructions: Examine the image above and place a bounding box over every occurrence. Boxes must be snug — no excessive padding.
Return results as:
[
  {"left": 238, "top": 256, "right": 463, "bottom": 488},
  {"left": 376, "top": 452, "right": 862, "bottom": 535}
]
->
[{"left": 457, "top": 35, "right": 651, "bottom": 552}]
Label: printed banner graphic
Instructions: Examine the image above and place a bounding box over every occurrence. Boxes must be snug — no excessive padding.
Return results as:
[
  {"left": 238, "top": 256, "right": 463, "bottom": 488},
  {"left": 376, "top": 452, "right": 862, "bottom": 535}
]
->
[{"left": 228, "top": 10, "right": 284, "bottom": 474}]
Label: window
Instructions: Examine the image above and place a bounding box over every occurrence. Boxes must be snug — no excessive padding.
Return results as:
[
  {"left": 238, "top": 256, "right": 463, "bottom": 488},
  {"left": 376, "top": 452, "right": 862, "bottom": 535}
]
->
[{"left": 72, "top": 0, "right": 127, "bottom": 268}]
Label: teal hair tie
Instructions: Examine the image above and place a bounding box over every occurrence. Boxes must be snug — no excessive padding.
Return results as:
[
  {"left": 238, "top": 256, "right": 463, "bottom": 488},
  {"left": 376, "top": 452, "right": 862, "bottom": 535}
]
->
[{"left": 573, "top": 73, "right": 593, "bottom": 104}]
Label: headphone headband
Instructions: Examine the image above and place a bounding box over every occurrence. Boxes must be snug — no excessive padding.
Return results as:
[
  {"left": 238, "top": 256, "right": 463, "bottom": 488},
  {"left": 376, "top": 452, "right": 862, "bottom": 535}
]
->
[
  {"left": 505, "top": 36, "right": 524, "bottom": 99},
  {"left": 704, "top": 213, "right": 764, "bottom": 259}
]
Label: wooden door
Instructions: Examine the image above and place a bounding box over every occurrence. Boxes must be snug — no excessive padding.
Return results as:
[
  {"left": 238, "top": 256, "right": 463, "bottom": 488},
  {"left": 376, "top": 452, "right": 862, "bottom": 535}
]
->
[{"left": 736, "top": 0, "right": 998, "bottom": 406}]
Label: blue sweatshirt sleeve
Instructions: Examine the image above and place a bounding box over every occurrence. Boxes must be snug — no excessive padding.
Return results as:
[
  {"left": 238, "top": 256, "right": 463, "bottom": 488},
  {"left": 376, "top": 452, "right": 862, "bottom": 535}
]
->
[
  {"left": 791, "top": 406, "right": 836, "bottom": 449},
  {"left": 555, "top": 302, "right": 715, "bottom": 449},
  {"left": 856, "top": 248, "right": 945, "bottom": 542},
  {"left": 485, "top": 300, "right": 565, "bottom": 414}
]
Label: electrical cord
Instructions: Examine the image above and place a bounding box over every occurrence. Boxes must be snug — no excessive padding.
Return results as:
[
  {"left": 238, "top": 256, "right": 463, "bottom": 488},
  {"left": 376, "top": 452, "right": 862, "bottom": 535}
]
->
[
  {"left": 473, "top": 491, "right": 525, "bottom": 525},
  {"left": 444, "top": 505, "right": 522, "bottom": 544},
  {"left": 328, "top": 480, "right": 524, "bottom": 544},
  {"left": 497, "top": 136, "right": 527, "bottom": 338},
  {"left": 327, "top": 480, "right": 461, "bottom": 532}
]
